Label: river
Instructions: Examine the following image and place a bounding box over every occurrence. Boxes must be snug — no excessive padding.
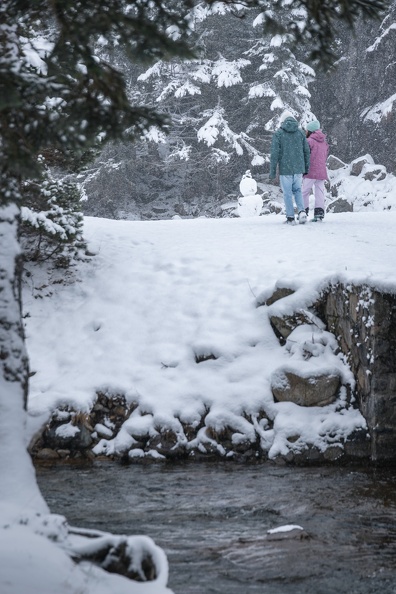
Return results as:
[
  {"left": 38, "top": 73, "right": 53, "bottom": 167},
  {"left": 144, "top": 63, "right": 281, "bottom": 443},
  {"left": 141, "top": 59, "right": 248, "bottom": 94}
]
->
[{"left": 36, "top": 461, "right": 396, "bottom": 594}]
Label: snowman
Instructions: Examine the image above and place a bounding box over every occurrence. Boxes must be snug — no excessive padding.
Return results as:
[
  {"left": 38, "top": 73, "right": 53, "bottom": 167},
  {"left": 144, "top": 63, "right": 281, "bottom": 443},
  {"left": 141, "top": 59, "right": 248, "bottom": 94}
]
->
[{"left": 237, "top": 170, "right": 263, "bottom": 217}]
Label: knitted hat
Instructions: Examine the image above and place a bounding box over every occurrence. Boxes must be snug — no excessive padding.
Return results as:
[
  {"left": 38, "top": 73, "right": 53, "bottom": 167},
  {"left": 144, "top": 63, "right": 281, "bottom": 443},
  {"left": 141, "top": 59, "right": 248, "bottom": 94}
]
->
[
  {"left": 280, "top": 110, "right": 295, "bottom": 123},
  {"left": 306, "top": 120, "right": 320, "bottom": 132}
]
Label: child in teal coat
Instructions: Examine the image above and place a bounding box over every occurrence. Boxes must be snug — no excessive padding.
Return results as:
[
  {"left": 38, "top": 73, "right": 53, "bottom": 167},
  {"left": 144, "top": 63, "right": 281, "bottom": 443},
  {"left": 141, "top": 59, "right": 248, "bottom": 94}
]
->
[{"left": 270, "top": 112, "right": 310, "bottom": 225}]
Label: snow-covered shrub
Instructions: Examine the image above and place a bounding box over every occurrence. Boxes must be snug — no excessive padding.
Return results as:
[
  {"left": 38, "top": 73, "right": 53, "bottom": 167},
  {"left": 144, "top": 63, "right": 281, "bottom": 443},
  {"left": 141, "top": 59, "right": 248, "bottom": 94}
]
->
[{"left": 20, "top": 167, "right": 85, "bottom": 266}]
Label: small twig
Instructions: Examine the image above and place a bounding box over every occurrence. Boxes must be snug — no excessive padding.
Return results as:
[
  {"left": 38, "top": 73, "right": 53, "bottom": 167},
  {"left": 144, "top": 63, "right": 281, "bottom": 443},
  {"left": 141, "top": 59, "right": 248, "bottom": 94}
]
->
[{"left": 246, "top": 279, "right": 257, "bottom": 299}]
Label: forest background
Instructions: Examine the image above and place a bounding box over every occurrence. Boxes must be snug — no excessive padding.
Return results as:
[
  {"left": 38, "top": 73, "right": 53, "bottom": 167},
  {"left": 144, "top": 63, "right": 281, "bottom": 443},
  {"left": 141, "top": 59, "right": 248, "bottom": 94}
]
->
[{"left": 77, "top": 1, "right": 396, "bottom": 221}]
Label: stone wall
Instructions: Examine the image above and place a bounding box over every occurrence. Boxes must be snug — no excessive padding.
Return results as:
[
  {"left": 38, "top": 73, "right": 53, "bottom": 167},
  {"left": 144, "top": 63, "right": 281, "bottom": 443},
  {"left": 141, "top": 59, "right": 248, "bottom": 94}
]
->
[
  {"left": 31, "top": 283, "right": 396, "bottom": 466},
  {"left": 323, "top": 284, "right": 396, "bottom": 462}
]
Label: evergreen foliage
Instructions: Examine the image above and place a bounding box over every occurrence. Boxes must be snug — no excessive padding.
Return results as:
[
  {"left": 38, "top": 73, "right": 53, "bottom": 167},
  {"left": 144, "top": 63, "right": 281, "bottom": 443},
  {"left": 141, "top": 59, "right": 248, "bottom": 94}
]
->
[
  {"left": 0, "top": 0, "right": 197, "bottom": 260},
  {"left": 20, "top": 163, "right": 85, "bottom": 265},
  {"left": 136, "top": 3, "right": 318, "bottom": 158},
  {"left": 79, "top": 0, "right": 388, "bottom": 221},
  {"left": 1, "top": 0, "right": 387, "bottom": 189},
  {"left": 1, "top": 0, "right": 387, "bottom": 190},
  {"left": 0, "top": 0, "right": 199, "bottom": 190},
  {"left": 0, "top": 0, "right": 389, "bottom": 235},
  {"left": 207, "top": 0, "right": 389, "bottom": 65}
]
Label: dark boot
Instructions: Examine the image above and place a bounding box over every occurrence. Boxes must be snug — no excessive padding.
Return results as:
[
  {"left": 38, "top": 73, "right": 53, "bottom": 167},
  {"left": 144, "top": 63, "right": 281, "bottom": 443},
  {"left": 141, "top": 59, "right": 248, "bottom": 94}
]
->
[{"left": 314, "top": 207, "right": 324, "bottom": 219}]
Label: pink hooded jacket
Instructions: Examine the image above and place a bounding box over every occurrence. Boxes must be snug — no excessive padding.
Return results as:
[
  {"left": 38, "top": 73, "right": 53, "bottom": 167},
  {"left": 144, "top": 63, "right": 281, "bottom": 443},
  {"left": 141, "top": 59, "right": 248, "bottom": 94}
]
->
[{"left": 304, "top": 130, "right": 329, "bottom": 180}]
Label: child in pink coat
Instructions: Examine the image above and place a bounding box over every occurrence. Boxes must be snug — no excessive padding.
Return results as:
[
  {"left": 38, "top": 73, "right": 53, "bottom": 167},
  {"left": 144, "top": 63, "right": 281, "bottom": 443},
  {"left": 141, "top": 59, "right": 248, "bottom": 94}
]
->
[{"left": 302, "top": 120, "right": 329, "bottom": 221}]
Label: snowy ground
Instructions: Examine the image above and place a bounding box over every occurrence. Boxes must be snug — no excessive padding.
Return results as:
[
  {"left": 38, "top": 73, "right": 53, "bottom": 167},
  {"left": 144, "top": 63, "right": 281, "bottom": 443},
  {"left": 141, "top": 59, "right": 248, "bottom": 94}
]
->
[
  {"left": 24, "top": 210, "right": 396, "bottom": 461},
  {"left": 0, "top": 500, "right": 172, "bottom": 594},
  {"left": 1, "top": 204, "right": 394, "bottom": 594}
]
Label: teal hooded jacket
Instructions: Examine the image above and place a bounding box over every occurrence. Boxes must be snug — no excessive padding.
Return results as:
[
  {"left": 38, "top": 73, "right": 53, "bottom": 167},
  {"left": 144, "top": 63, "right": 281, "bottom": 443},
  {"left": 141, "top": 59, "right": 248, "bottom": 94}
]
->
[{"left": 269, "top": 117, "right": 310, "bottom": 178}]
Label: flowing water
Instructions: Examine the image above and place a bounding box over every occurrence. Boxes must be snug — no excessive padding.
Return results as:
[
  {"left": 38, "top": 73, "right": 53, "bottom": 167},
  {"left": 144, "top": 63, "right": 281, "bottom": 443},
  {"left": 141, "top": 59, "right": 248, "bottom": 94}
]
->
[{"left": 36, "top": 462, "right": 396, "bottom": 594}]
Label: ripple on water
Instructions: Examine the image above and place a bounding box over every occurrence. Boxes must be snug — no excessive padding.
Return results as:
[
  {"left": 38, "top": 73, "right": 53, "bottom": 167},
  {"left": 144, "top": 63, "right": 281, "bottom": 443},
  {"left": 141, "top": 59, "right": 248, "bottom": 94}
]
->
[{"left": 36, "top": 462, "right": 396, "bottom": 594}]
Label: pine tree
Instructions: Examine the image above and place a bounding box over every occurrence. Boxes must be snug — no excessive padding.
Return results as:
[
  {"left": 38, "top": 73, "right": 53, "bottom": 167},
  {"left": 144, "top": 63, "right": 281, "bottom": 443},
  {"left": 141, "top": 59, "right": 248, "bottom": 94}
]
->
[
  {"left": 0, "top": 0, "right": 389, "bottom": 574},
  {"left": 103, "top": 4, "right": 317, "bottom": 213},
  {"left": 20, "top": 164, "right": 85, "bottom": 265},
  {"left": 0, "top": 0, "right": 201, "bottom": 513}
]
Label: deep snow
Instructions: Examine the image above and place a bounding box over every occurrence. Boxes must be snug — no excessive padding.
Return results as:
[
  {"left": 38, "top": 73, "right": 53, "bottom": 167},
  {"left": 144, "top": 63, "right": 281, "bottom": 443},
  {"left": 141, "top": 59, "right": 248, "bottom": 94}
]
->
[
  {"left": 25, "top": 210, "right": 396, "bottom": 461},
  {"left": 2, "top": 203, "right": 396, "bottom": 594}
]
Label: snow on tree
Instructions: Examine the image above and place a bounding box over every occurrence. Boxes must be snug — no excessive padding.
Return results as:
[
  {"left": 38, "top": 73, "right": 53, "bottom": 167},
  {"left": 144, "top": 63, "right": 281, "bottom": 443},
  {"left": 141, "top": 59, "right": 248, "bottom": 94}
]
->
[
  {"left": 361, "top": 2, "right": 396, "bottom": 125},
  {"left": 20, "top": 164, "right": 85, "bottom": 264},
  {"left": 0, "top": 1, "right": 208, "bottom": 590},
  {"left": 78, "top": 1, "right": 389, "bottom": 220},
  {"left": 311, "top": 0, "right": 395, "bottom": 170},
  {"left": 0, "top": 0, "right": 389, "bottom": 591},
  {"left": 130, "top": 5, "right": 315, "bottom": 213},
  {"left": 247, "top": 2, "right": 317, "bottom": 133}
]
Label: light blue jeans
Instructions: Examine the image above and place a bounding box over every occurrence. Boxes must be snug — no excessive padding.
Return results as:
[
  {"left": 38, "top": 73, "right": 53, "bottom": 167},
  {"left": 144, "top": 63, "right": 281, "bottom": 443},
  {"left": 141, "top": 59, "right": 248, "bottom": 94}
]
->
[{"left": 280, "top": 174, "right": 305, "bottom": 218}]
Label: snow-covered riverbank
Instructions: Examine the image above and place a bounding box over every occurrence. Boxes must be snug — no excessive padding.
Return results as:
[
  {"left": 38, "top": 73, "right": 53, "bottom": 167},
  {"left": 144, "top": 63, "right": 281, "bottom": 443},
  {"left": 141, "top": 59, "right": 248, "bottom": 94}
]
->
[{"left": 25, "top": 211, "right": 396, "bottom": 462}]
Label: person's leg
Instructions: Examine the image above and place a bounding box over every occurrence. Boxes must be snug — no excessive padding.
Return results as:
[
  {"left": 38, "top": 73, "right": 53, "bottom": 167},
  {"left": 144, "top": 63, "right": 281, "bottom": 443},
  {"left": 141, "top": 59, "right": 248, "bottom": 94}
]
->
[
  {"left": 292, "top": 174, "right": 305, "bottom": 213},
  {"left": 312, "top": 180, "right": 325, "bottom": 219},
  {"left": 279, "top": 175, "right": 295, "bottom": 219},
  {"left": 313, "top": 180, "right": 325, "bottom": 210},
  {"left": 302, "top": 178, "right": 315, "bottom": 210}
]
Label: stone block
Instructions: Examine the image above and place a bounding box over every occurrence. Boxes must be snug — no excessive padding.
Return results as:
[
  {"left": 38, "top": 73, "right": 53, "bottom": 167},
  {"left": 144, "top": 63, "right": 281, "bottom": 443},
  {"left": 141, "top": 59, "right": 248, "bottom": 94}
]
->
[
  {"left": 329, "top": 198, "right": 353, "bottom": 213},
  {"left": 323, "top": 284, "right": 396, "bottom": 462},
  {"left": 327, "top": 155, "right": 346, "bottom": 170},
  {"left": 265, "top": 287, "right": 295, "bottom": 306},
  {"left": 270, "top": 311, "right": 314, "bottom": 341},
  {"left": 350, "top": 155, "right": 374, "bottom": 176},
  {"left": 349, "top": 293, "right": 359, "bottom": 322},
  {"left": 36, "top": 448, "right": 60, "bottom": 460},
  {"left": 271, "top": 370, "right": 340, "bottom": 407}
]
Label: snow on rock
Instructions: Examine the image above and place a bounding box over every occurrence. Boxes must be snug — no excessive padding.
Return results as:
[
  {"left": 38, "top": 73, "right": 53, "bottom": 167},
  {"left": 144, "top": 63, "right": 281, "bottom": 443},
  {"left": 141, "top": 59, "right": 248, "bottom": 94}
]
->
[
  {"left": 266, "top": 524, "right": 309, "bottom": 540},
  {"left": 0, "top": 503, "right": 172, "bottom": 594},
  {"left": 326, "top": 153, "right": 396, "bottom": 213},
  {"left": 24, "top": 208, "right": 396, "bottom": 465},
  {"left": 55, "top": 421, "right": 80, "bottom": 438},
  {"left": 267, "top": 524, "right": 304, "bottom": 534}
]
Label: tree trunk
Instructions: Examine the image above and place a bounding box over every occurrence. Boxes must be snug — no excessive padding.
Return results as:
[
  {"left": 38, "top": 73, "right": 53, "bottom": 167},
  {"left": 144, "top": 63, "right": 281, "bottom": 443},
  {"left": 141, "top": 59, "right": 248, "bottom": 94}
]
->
[{"left": 0, "top": 204, "right": 47, "bottom": 512}]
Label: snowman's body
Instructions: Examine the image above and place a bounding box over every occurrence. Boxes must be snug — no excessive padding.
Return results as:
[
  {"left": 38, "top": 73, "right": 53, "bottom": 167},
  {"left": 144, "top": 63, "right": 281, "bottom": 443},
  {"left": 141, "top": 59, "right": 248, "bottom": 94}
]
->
[{"left": 237, "top": 171, "right": 262, "bottom": 217}]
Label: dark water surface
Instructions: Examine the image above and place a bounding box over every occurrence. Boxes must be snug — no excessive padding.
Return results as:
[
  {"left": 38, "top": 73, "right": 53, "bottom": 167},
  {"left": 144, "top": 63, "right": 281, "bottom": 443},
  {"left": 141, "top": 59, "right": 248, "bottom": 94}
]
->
[{"left": 36, "top": 462, "right": 396, "bottom": 594}]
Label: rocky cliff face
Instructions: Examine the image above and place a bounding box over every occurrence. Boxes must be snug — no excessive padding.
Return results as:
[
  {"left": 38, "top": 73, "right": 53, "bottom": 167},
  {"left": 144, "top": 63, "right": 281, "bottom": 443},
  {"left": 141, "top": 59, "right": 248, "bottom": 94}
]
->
[
  {"left": 311, "top": 1, "right": 396, "bottom": 173},
  {"left": 33, "top": 282, "right": 396, "bottom": 466},
  {"left": 324, "top": 284, "right": 396, "bottom": 463}
]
